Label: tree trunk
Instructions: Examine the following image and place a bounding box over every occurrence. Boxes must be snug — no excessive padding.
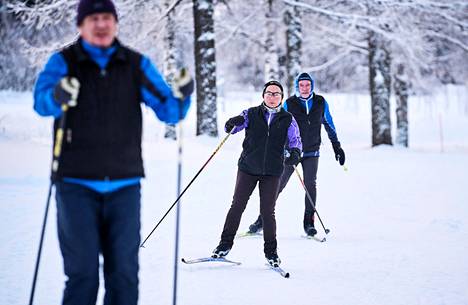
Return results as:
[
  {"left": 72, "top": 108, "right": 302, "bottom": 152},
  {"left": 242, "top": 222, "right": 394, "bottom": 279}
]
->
[
  {"left": 264, "top": 0, "right": 279, "bottom": 82},
  {"left": 368, "top": 31, "right": 392, "bottom": 146},
  {"left": 163, "top": 0, "right": 178, "bottom": 140},
  {"left": 193, "top": 0, "right": 218, "bottom": 137},
  {"left": 284, "top": 4, "right": 302, "bottom": 96},
  {"left": 393, "top": 63, "right": 409, "bottom": 147},
  {"left": 0, "top": 6, "right": 5, "bottom": 90}
]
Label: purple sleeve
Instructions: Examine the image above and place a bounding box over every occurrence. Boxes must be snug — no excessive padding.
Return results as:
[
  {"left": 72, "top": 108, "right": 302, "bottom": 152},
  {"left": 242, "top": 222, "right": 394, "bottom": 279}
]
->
[
  {"left": 287, "top": 116, "right": 302, "bottom": 151},
  {"left": 225, "top": 109, "right": 249, "bottom": 134}
]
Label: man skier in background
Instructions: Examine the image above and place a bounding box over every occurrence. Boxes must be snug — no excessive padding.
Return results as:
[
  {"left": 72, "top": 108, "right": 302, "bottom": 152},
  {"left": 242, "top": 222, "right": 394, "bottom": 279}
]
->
[
  {"left": 247, "top": 72, "right": 345, "bottom": 237},
  {"left": 33, "top": 0, "right": 193, "bottom": 304},
  {"left": 212, "top": 80, "right": 302, "bottom": 267}
]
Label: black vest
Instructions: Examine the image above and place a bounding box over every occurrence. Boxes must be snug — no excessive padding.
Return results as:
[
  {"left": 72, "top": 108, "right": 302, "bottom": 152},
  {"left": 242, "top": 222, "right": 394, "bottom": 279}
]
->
[
  {"left": 286, "top": 94, "right": 325, "bottom": 152},
  {"left": 53, "top": 39, "right": 144, "bottom": 180},
  {"left": 238, "top": 105, "right": 293, "bottom": 176}
]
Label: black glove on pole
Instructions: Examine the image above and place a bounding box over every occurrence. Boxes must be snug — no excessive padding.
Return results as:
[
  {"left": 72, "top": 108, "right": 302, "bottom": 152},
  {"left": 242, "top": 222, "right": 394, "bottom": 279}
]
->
[
  {"left": 173, "top": 67, "right": 194, "bottom": 99},
  {"left": 293, "top": 166, "right": 330, "bottom": 235},
  {"left": 53, "top": 77, "right": 80, "bottom": 107},
  {"left": 29, "top": 77, "right": 79, "bottom": 305},
  {"left": 285, "top": 147, "right": 301, "bottom": 166},
  {"left": 224, "top": 115, "right": 245, "bottom": 132}
]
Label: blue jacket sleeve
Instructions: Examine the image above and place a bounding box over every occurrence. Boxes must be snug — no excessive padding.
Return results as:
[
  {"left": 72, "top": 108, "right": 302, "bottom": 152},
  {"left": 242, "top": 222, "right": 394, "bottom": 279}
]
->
[
  {"left": 140, "top": 56, "right": 191, "bottom": 124},
  {"left": 33, "top": 52, "right": 68, "bottom": 118},
  {"left": 321, "top": 100, "right": 339, "bottom": 144}
]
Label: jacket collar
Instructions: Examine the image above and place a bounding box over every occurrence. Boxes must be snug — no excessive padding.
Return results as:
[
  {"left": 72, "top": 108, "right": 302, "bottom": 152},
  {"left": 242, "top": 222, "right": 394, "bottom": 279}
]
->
[{"left": 73, "top": 37, "right": 127, "bottom": 63}]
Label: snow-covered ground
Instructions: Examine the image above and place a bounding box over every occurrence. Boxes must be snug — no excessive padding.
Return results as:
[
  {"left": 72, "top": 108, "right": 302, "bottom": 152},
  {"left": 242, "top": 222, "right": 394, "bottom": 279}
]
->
[{"left": 1, "top": 87, "right": 467, "bottom": 305}]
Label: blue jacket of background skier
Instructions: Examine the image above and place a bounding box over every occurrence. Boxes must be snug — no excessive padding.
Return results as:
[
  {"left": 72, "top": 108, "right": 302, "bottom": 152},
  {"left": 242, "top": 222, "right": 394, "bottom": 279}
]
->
[
  {"left": 34, "top": 38, "right": 191, "bottom": 193},
  {"left": 283, "top": 73, "right": 340, "bottom": 157}
]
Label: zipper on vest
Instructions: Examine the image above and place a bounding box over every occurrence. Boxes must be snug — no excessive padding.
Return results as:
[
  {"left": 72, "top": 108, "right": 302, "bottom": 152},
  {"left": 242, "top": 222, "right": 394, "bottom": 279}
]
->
[
  {"left": 262, "top": 114, "right": 271, "bottom": 175},
  {"left": 66, "top": 128, "right": 72, "bottom": 143},
  {"left": 304, "top": 99, "right": 311, "bottom": 125}
]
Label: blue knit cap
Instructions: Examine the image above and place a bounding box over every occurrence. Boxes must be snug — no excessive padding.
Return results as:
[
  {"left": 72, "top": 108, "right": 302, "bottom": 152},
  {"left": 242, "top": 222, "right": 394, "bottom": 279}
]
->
[{"left": 77, "top": 0, "right": 118, "bottom": 26}]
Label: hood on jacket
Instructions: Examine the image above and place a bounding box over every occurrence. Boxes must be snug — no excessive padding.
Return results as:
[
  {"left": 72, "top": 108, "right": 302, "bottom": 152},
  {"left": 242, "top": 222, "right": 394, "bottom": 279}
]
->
[{"left": 294, "top": 72, "right": 314, "bottom": 98}]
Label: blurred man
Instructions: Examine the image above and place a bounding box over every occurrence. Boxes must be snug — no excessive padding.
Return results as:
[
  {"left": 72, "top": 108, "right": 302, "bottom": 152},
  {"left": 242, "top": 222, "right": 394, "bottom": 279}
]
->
[{"left": 33, "top": 0, "right": 193, "bottom": 304}]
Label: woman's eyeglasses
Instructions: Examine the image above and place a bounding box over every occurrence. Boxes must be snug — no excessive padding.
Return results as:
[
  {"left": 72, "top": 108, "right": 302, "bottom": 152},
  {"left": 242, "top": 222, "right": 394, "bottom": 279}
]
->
[{"left": 264, "top": 91, "right": 282, "bottom": 97}]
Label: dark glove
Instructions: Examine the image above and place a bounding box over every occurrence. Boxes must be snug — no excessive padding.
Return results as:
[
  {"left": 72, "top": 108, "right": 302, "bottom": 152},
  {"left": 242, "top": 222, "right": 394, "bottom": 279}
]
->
[
  {"left": 225, "top": 115, "right": 245, "bottom": 133},
  {"left": 53, "top": 77, "right": 80, "bottom": 107},
  {"left": 285, "top": 147, "right": 301, "bottom": 166},
  {"left": 332, "top": 142, "right": 345, "bottom": 165},
  {"left": 173, "top": 67, "right": 194, "bottom": 99}
]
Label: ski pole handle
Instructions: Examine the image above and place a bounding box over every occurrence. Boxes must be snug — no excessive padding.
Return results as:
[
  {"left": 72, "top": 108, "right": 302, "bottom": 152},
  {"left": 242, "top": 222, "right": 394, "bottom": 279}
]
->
[{"left": 51, "top": 104, "right": 70, "bottom": 179}]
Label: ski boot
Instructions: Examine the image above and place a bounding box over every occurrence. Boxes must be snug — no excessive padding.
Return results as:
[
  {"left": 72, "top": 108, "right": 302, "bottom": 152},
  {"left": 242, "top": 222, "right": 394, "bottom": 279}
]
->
[
  {"left": 304, "top": 212, "right": 317, "bottom": 236},
  {"left": 265, "top": 249, "right": 281, "bottom": 267},
  {"left": 212, "top": 242, "right": 232, "bottom": 258},
  {"left": 247, "top": 215, "right": 263, "bottom": 234}
]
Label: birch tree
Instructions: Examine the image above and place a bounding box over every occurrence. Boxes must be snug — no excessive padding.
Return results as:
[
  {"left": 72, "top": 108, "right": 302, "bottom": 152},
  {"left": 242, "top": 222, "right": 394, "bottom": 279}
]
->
[
  {"left": 368, "top": 30, "right": 392, "bottom": 146},
  {"left": 393, "top": 63, "right": 409, "bottom": 147},
  {"left": 193, "top": 0, "right": 218, "bottom": 136},
  {"left": 163, "top": 0, "right": 178, "bottom": 140},
  {"left": 284, "top": 3, "right": 302, "bottom": 95},
  {"left": 264, "top": 0, "right": 279, "bottom": 81}
]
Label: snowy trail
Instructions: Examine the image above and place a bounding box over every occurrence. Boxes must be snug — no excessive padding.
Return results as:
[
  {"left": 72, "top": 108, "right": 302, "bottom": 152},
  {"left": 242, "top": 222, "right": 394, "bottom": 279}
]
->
[{"left": 1, "top": 90, "right": 468, "bottom": 305}]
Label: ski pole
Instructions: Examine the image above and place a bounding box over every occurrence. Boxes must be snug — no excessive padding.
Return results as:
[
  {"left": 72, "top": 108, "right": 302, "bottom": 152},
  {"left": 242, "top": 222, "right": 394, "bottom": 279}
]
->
[
  {"left": 172, "top": 121, "right": 183, "bottom": 305},
  {"left": 172, "top": 96, "right": 185, "bottom": 305},
  {"left": 293, "top": 165, "right": 330, "bottom": 234},
  {"left": 140, "top": 130, "right": 233, "bottom": 248},
  {"left": 29, "top": 103, "right": 70, "bottom": 305}
]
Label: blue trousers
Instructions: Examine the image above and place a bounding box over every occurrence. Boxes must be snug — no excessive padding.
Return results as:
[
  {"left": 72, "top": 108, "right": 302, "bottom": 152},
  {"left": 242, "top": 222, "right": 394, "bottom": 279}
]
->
[{"left": 55, "top": 182, "right": 141, "bottom": 305}]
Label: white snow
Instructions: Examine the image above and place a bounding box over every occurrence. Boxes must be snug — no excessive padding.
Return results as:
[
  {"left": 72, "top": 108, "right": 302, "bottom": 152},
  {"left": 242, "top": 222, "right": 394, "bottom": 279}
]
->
[{"left": 1, "top": 87, "right": 467, "bottom": 305}]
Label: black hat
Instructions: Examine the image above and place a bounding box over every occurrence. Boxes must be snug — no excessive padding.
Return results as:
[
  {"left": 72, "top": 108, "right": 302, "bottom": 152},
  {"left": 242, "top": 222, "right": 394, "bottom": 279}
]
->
[
  {"left": 77, "top": 0, "right": 118, "bottom": 26},
  {"left": 297, "top": 72, "right": 313, "bottom": 83},
  {"left": 262, "top": 80, "right": 284, "bottom": 97}
]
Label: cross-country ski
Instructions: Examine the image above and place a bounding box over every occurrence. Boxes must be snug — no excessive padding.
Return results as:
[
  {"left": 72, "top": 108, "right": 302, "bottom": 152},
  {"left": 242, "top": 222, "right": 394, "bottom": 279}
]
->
[{"left": 181, "top": 257, "right": 241, "bottom": 265}]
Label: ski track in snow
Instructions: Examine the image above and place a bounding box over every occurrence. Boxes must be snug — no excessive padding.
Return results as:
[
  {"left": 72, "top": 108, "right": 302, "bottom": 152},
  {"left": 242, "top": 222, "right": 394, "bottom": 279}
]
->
[{"left": 1, "top": 89, "right": 468, "bottom": 305}]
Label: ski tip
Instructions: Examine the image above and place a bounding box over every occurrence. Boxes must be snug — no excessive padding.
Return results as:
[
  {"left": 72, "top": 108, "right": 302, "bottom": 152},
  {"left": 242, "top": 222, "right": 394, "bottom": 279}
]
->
[
  {"left": 181, "top": 258, "right": 187, "bottom": 263},
  {"left": 236, "top": 231, "right": 262, "bottom": 238}
]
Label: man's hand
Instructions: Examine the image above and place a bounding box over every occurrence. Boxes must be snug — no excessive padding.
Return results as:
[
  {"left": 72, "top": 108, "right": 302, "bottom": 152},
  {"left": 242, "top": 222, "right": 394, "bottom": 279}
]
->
[
  {"left": 332, "top": 142, "right": 345, "bottom": 166},
  {"left": 53, "top": 77, "right": 80, "bottom": 107},
  {"left": 173, "top": 67, "right": 194, "bottom": 99}
]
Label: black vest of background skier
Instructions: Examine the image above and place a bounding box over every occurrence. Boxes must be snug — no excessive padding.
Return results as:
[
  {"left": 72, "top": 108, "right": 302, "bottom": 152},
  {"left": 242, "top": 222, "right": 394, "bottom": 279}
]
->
[
  {"left": 212, "top": 81, "right": 302, "bottom": 267},
  {"left": 33, "top": 1, "right": 193, "bottom": 304},
  {"left": 247, "top": 72, "right": 345, "bottom": 237}
]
